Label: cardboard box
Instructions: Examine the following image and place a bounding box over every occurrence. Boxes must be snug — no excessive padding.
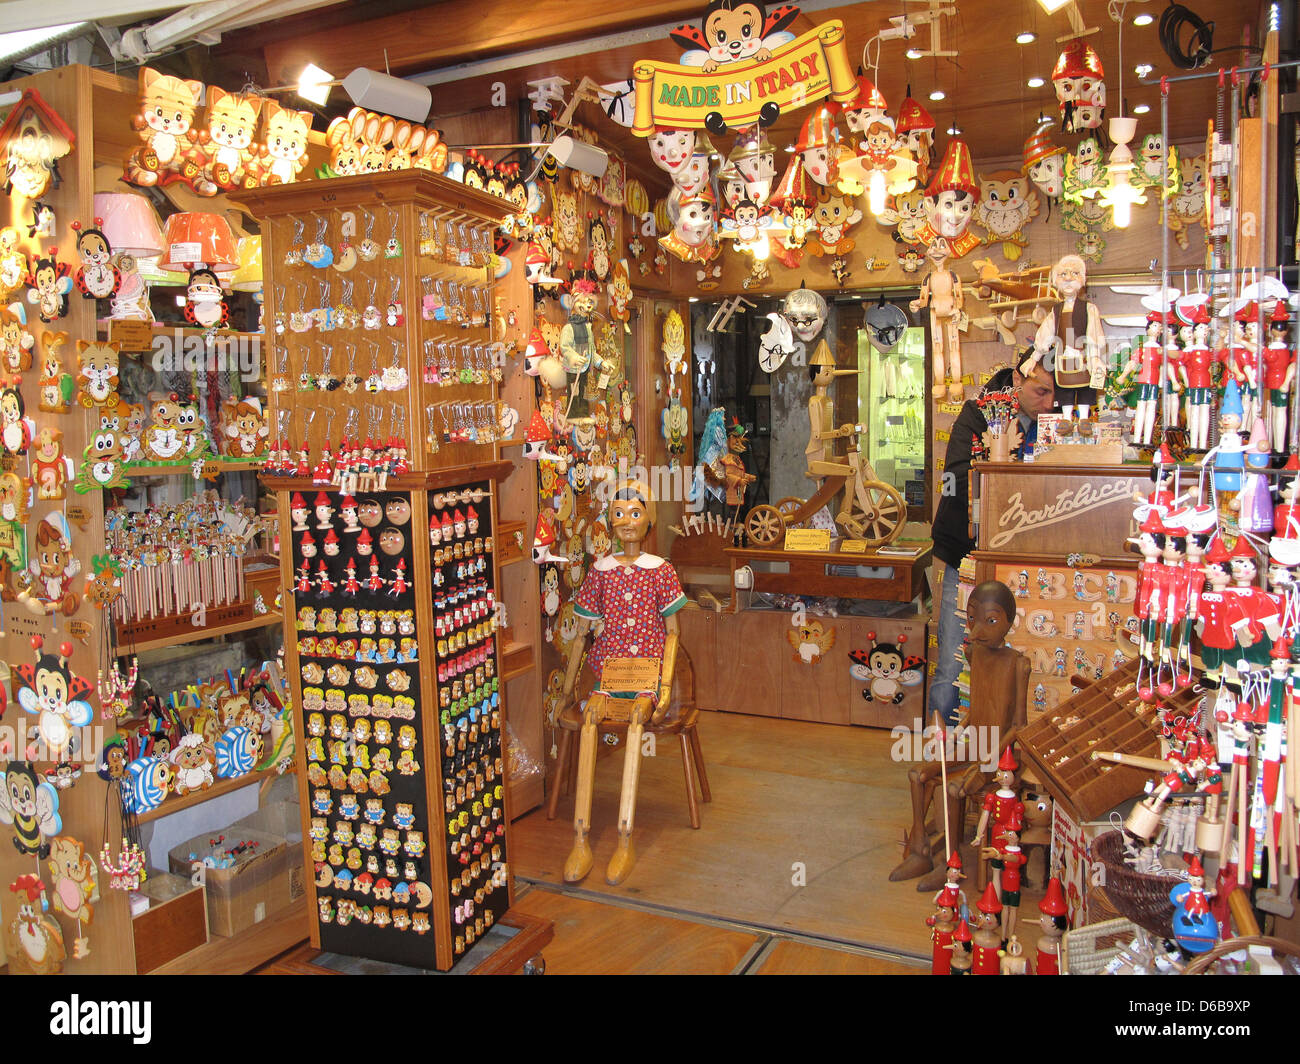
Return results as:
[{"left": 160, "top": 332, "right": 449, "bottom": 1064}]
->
[
  {"left": 231, "top": 801, "right": 305, "bottom": 901},
  {"left": 132, "top": 871, "right": 209, "bottom": 973},
  {"left": 167, "top": 827, "right": 291, "bottom": 937}
]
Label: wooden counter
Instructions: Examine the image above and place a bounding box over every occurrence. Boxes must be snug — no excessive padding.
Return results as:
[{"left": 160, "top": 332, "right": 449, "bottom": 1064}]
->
[{"left": 724, "top": 544, "right": 931, "bottom": 608}]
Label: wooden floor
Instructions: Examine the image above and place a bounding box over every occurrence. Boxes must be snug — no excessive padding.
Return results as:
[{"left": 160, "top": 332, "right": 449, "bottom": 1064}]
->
[{"left": 513, "top": 709, "right": 1051, "bottom": 963}]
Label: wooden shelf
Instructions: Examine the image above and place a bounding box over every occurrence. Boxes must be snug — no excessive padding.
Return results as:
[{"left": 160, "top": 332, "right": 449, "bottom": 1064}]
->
[
  {"left": 137, "top": 765, "right": 284, "bottom": 825},
  {"left": 125, "top": 459, "right": 263, "bottom": 478},
  {"left": 125, "top": 610, "right": 283, "bottom": 655},
  {"left": 500, "top": 640, "right": 534, "bottom": 682},
  {"left": 147, "top": 894, "right": 308, "bottom": 975},
  {"left": 98, "top": 321, "right": 264, "bottom": 344},
  {"left": 260, "top": 460, "right": 515, "bottom": 493}
]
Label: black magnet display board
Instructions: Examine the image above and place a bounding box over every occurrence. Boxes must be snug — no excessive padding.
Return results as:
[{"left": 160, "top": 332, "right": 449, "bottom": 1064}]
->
[{"left": 288, "top": 483, "right": 507, "bottom": 969}]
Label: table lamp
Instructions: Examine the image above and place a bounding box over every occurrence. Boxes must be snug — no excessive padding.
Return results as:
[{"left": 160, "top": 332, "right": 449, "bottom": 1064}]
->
[
  {"left": 161, "top": 212, "right": 239, "bottom": 329},
  {"left": 93, "top": 192, "right": 163, "bottom": 321}
]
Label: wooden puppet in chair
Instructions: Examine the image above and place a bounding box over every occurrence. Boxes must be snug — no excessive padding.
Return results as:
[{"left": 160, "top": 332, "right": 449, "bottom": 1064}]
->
[
  {"left": 561, "top": 479, "right": 688, "bottom": 885},
  {"left": 889, "top": 580, "right": 1029, "bottom": 891}
]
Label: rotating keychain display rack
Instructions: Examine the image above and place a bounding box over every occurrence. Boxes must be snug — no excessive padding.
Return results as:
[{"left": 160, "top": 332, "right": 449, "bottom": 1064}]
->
[{"left": 238, "top": 171, "right": 517, "bottom": 970}]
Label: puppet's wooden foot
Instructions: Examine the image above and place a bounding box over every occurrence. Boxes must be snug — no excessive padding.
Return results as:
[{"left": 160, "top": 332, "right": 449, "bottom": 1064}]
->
[
  {"left": 564, "top": 832, "right": 593, "bottom": 882},
  {"left": 605, "top": 834, "right": 636, "bottom": 885},
  {"left": 890, "top": 829, "right": 935, "bottom": 882}
]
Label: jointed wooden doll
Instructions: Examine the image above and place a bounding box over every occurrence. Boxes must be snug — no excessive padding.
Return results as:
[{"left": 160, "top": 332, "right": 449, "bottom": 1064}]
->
[
  {"left": 972, "top": 745, "right": 1023, "bottom": 891},
  {"left": 1026, "top": 254, "right": 1107, "bottom": 432},
  {"left": 1116, "top": 312, "right": 1167, "bottom": 445},
  {"left": 909, "top": 239, "right": 963, "bottom": 401},
  {"left": 927, "top": 885, "right": 959, "bottom": 975},
  {"left": 971, "top": 883, "right": 1003, "bottom": 975},
  {"left": 561, "top": 479, "right": 687, "bottom": 884},
  {"left": 1263, "top": 299, "right": 1294, "bottom": 453},
  {"left": 890, "top": 581, "right": 1029, "bottom": 888},
  {"left": 1180, "top": 303, "right": 1214, "bottom": 450}
]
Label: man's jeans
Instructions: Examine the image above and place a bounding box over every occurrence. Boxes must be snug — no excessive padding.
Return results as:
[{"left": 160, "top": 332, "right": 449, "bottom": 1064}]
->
[{"left": 928, "top": 561, "right": 963, "bottom": 727}]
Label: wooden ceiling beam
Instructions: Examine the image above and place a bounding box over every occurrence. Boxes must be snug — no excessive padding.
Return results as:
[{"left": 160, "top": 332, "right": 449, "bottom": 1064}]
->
[{"left": 261, "top": 0, "right": 704, "bottom": 86}]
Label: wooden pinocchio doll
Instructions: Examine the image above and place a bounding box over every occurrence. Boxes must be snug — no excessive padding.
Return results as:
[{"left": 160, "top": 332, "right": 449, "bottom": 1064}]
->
[
  {"left": 927, "top": 885, "right": 959, "bottom": 975},
  {"left": 561, "top": 479, "right": 687, "bottom": 885},
  {"left": 1036, "top": 877, "right": 1068, "bottom": 975},
  {"left": 972, "top": 746, "right": 1023, "bottom": 892},
  {"left": 950, "top": 917, "right": 973, "bottom": 975},
  {"left": 971, "top": 883, "right": 1003, "bottom": 975}
]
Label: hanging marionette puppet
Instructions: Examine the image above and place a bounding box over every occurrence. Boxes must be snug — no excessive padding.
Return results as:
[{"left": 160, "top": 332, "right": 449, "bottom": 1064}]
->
[
  {"left": 894, "top": 94, "right": 935, "bottom": 187},
  {"left": 1024, "top": 254, "right": 1108, "bottom": 431},
  {"left": 1180, "top": 302, "right": 1215, "bottom": 450},
  {"left": 1116, "top": 311, "right": 1170, "bottom": 446},
  {"left": 558, "top": 276, "right": 606, "bottom": 423},
  {"left": 1263, "top": 299, "right": 1294, "bottom": 453}
]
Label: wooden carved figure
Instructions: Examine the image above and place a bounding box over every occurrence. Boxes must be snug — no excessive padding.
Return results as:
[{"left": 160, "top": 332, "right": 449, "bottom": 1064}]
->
[
  {"left": 927, "top": 885, "right": 959, "bottom": 975},
  {"left": 1036, "top": 877, "right": 1068, "bottom": 974},
  {"left": 124, "top": 67, "right": 205, "bottom": 190},
  {"left": 70, "top": 220, "right": 120, "bottom": 300},
  {"left": 5, "top": 874, "right": 65, "bottom": 974},
  {"left": 74, "top": 339, "right": 121, "bottom": 408},
  {"left": 950, "top": 917, "right": 973, "bottom": 975},
  {"left": 46, "top": 836, "right": 96, "bottom": 959},
  {"left": 971, "top": 883, "right": 1003, "bottom": 975},
  {"left": 1026, "top": 254, "right": 1107, "bottom": 429},
  {"left": 973, "top": 745, "right": 1024, "bottom": 893},
  {"left": 195, "top": 87, "right": 263, "bottom": 192},
  {"left": 910, "top": 239, "right": 963, "bottom": 400},
  {"left": 31, "top": 426, "right": 71, "bottom": 501},
  {"left": 37, "top": 331, "right": 73, "bottom": 413},
  {"left": 0, "top": 300, "right": 35, "bottom": 371},
  {"left": 890, "top": 582, "right": 1029, "bottom": 889},
  {"left": 258, "top": 102, "right": 312, "bottom": 185},
  {"left": 560, "top": 479, "right": 687, "bottom": 885}
]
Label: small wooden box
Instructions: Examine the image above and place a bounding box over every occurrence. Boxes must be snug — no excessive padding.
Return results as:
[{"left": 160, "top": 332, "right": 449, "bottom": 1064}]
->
[{"left": 132, "top": 872, "right": 209, "bottom": 974}]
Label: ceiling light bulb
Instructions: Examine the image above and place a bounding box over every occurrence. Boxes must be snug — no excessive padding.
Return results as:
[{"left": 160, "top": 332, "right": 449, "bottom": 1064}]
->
[
  {"left": 1133, "top": 103, "right": 1150, "bottom": 115},
  {"left": 1028, "top": 77, "right": 1046, "bottom": 88},
  {"left": 1135, "top": 63, "right": 1154, "bottom": 78},
  {"left": 906, "top": 48, "right": 923, "bottom": 59},
  {"left": 946, "top": 125, "right": 962, "bottom": 135},
  {"left": 1133, "top": 12, "right": 1154, "bottom": 26},
  {"left": 868, "top": 170, "right": 886, "bottom": 216},
  {"left": 929, "top": 89, "right": 945, "bottom": 101},
  {"left": 1016, "top": 31, "right": 1037, "bottom": 44},
  {"left": 297, "top": 63, "right": 334, "bottom": 106}
]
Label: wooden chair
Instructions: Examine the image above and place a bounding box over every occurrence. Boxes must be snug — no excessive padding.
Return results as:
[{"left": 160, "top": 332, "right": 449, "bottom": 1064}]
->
[{"left": 546, "top": 646, "right": 711, "bottom": 828}]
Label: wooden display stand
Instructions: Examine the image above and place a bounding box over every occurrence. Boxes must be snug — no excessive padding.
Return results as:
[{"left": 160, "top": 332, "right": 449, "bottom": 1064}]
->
[
  {"left": 724, "top": 543, "right": 931, "bottom": 608},
  {"left": 240, "top": 172, "right": 519, "bottom": 971}
]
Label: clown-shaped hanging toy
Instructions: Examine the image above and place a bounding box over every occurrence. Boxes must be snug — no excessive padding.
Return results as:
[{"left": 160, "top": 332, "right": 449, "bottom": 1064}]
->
[
  {"left": 1022, "top": 124, "right": 1067, "bottom": 220},
  {"left": 794, "top": 104, "right": 841, "bottom": 188},
  {"left": 1052, "top": 39, "right": 1106, "bottom": 134},
  {"left": 660, "top": 185, "right": 719, "bottom": 265},
  {"left": 670, "top": 131, "right": 716, "bottom": 198},
  {"left": 15, "top": 637, "right": 94, "bottom": 760},
  {"left": 842, "top": 73, "right": 891, "bottom": 148},
  {"left": 894, "top": 94, "right": 935, "bottom": 186},
  {"left": 916, "top": 140, "right": 981, "bottom": 260},
  {"left": 558, "top": 276, "right": 604, "bottom": 421}
]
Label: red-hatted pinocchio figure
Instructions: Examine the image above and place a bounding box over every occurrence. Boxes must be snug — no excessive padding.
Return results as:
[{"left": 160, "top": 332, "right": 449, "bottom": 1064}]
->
[
  {"left": 950, "top": 917, "right": 972, "bottom": 974},
  {"left": 991, "top": 817, "right": 1027, "bottom": 941},
  {"left": 1220, "top": 301, "right": 1260, "bottom": 426},
  {"left": 927, "top": 885, "right": 959, "bottom": 975},
  {"left": 1169, "top": 853, "right": 1218, "bottom": 954},
  {"left": 342, "top": 558, "right": 360, "bottom": 596},
  {"left": 971, "top": 883, "right": 1003, "bottom": 975},
  {"left": 1181, "top": 302, "right": 1215, "bottom": 450},
  {"left": 1116, "top": 311, "right": 1167, "bottom": 445},
  {"left": 1264, "top": 299, "right": 1295, "bottom": 451},
  {"left": 973, "top": 746, "right": 1023, "bottom": 888},
  {"left": 1131, "top": 511, "right": 1166, "bottom": 700},
  {"left": 1036, "top": 877, "right": 1068, "bottom": 974},
  {"left": 933, "top": 849, "right": 968, "bottom": 913}
]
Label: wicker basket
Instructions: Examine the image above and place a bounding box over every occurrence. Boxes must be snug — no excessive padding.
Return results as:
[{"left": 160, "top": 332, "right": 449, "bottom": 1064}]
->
[
  {"left": 1092, "top": 830, "right": 1176, "bottom": 939},
  {"left": 1061, "top": 917, "right": 1145, "bottom": 975}
]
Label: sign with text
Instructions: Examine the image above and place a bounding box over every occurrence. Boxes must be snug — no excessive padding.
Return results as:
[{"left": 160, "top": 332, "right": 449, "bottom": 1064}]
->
[
  {"left": 109, "top": 319, "right": 155, "bottom": 352},
  {"left": 838, "top": 539, "right": 867, "bottom": 555},
  {"left": 784, "top": 528, "right": 832, "bottom": 553},
  {"left": 631, "top": 21, "right": 856, "bottom": 135},
  {"left": 976, "top": 467, "right": 1143, "bottom": 557},
  {"left": 598, "top": 657, "right": 662, "bottom": 695}
]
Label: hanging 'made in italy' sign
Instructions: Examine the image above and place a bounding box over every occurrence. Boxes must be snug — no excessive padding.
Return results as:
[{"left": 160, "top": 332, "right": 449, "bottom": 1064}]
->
[{"left": 631, "top": 15, "right": 856, "bottom": 136}]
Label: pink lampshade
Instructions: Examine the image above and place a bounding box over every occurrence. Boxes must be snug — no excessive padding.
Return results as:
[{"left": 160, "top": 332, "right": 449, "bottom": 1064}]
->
[
  {"left": 159, "top": 211, "right": 239, "bottom": 273},
  {"left": 93, "top": 193, "right": 164, "bottom": 258}
]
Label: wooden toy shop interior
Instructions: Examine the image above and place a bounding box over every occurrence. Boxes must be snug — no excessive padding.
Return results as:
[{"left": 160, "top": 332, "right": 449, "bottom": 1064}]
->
[{"left": 0, "top": 0, "right": 1298, "bottom": 979}]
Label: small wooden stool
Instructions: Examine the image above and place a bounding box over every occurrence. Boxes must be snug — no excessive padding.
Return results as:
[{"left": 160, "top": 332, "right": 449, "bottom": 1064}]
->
[{"left": 546, "top": 648, "right": 710, "bottom": 828}]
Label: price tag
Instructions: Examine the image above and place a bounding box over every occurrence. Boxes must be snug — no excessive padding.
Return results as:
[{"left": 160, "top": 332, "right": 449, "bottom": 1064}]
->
[
  {"left": 839, "top": 539, "right": 867, "bottom": 555},
  {"left": 784, "top": 528, "right": 831, "bottom": 553},
  {"left": 937, "top": 402, "right": 964, "bottom": 415},
  {"left": 936, "top": 429, "right": 951, "bottom": 443},
  {"left": 169, "top": 241, "right": 203, "bottom": 265},
  {"left": 65, "top": 619, "right": 94, "bottom": 645}
]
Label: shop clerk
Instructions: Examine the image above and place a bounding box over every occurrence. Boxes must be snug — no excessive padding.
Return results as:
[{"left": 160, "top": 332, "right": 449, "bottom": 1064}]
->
[{"left": 929, "top": 349, "right": 1057, "bottom": 725}]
